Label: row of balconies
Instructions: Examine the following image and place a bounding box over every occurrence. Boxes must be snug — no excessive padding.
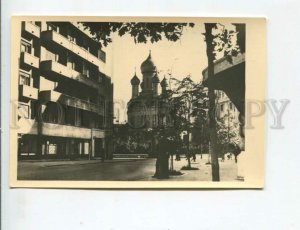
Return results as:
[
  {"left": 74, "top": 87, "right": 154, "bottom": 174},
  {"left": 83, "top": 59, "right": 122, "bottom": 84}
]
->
[
  {"left": 39, "top": 90, "right": 104, "bottom": 115},
  {"left": 20, "top": 52, "right": 104, "bottom": 90},
  {"left": 41, "top": 30, "right": 104, "bottom": 66},
  {"left": 21, "top": 22, "right": 105, "bottom": 66},
  {"left": 21, "top": 22, "right": 109, "bottom": 90},
  {"left": 40, "top": 60, "right": 101, "bottom": 90},
  {"left": 19, "top": 86, "right": 104, "bottom": 115}
]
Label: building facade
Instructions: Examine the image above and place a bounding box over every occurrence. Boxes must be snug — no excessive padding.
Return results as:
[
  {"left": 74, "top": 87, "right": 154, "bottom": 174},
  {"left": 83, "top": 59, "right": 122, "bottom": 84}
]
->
[
  {"left": 215, "top": 90, "right": 239, "bottom": 125},
  {"left": 14, "top": 21, "right": 113, "bottom": 159}
]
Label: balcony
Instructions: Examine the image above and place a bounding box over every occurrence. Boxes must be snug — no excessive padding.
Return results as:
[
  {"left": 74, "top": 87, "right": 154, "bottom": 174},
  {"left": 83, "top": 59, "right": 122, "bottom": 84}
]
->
[
  {"left": 22, "top": 21, "right": 40, "bottom": 38},
  {"left": 19, "top": 85, "right": 38, "bottom": 100},
  {"left": 40, "top": 122, "right": 92, "bottom": 139},
  {"left": 202, "top": 53, "right": 245, "bottom": 82},
  {"left": 40, "top": 123, "right": 109, "bottom": 139},
  {"left": 40, "top": 60, "right": 99, "bottom": 89},
  {"left": 41, "top": 30, "right": 107, "bottom": 69},
  {"left": 39, "top": 90, "right": 104, "bottom": 115},
  {"left": 21, "top": 52, "right": 39, "bottom": 69}
]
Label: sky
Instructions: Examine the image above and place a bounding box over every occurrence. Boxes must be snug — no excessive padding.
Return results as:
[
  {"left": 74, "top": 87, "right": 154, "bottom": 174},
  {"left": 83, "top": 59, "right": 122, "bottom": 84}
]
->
[
  {"left": 107, "top": 23, "right": 206, "bottom": 123},
  {"left": 106, "top": 22, "right": 235, "bottom": 123}
]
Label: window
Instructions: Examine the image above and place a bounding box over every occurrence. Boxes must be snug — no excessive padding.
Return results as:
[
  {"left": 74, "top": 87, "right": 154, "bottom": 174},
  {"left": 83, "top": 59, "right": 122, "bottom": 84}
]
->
[
  {"left": 34, "top": 21, "right": 41, "bottom": 27},
  {"left": 98, "top": 74, "right": 103, "bottom": 83},
  {"left": 47, "top": 22, "right": 59, "bottom": 32},
  {"left": 54, "top": 53, "right": 59, "bottom": 62},
  {"left": 48, "top": 144, "right": 57, "bottom": 155},
  {"left": 230, "top": 102, "right": 233, "bottom": 110},
  {"left": 98, "top": 49, "right": 106, "bottom": 63},
  {"left": 19, "top": 71, "right": 31, "bottom": 86},
  {"left": 68, "top": 30, "right": 76, "bottom": 43},
  {"left": 220, "top": 104, "right": 224, "bottom": 112},
  {"left": 18, "top": 103, "right": 30, "bottom": 119},
  {"left": 82, "top": 61, "right": 90, "bottom": 78},
  {"left": 20, "top": 39, "right": 31, "bottom": 54},
  {"left": 83, "top": 39, "right": 89, "bottom": 51},
  {"left": 69, "top": 35, "right": 76, "bottom": 43}
]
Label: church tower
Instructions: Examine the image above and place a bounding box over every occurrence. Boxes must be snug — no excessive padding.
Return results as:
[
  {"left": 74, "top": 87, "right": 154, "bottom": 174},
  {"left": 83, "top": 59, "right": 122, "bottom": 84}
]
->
[
  {"left": 152, "top": 73, "right": 160, "bottom": 95},
  {"left": 130, "top": 71, "right": 140, "bottom": 99},
  {"left": 140, "top": 51, "right": 157, "bottom": 94},
  {"left": 160, "top": 76, "right": 168, "bottom": 95}
]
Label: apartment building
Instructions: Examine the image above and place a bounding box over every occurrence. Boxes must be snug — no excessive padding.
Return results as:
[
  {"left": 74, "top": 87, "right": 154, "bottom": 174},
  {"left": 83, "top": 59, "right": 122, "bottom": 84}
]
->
[
  {"left": 215, "top": 90, "right": 239, "bottom": 125},
  {"left": 14, "top": 21, "right": 113, "bottom": 160}
]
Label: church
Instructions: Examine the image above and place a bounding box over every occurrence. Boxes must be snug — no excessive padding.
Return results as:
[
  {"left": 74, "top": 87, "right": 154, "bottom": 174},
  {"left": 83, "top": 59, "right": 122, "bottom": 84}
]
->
[{"left": 127, "top": 51, "right": 173, "bottom": 130}]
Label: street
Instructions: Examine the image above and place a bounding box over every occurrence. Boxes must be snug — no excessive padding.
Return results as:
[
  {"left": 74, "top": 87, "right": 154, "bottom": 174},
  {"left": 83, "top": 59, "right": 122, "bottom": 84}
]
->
[{"left": 18, "top": 155, "right": 238, "bottom": 181}]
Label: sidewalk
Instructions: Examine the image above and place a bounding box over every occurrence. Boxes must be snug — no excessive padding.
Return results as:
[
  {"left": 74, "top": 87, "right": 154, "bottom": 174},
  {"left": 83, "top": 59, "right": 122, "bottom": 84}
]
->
[{"left": 145, "top": 155, "right": 238, "bottom": 181}]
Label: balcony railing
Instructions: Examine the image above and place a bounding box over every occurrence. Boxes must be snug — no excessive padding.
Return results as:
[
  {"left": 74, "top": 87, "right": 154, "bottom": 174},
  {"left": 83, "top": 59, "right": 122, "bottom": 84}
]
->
[
  {"left": 41, "top": 30, "right": 106, "bottom": 68},
  {"left": 19, "top": 84, "right": 38, "bottom": 100},
  {"left": 202, "top": 53, "right": 245, "bottom": 81},
  {"left": 39, "top": 90, "right": 104, "bottom": 115},
  {"left": 22, "top": 21, "right": 40, "bottom": 38},
  {"left": 40, "top": 122, "right": 92, "bottom": 139},
  {"left": 40, "top": 60, "right": 99, "bottom": 89},
  {"left": 21, "top": 52, "right": 39, "bottom": 69},
  {"left": 40, "top": 122, "right": 108, "bottom": 139}
]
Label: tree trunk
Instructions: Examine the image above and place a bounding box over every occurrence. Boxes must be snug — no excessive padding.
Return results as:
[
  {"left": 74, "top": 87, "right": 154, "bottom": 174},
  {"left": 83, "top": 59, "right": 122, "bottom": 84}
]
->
[
  {"left": 205, "top": 23, "right": 220, "bottom": 181},
  {"left": 187, "top": 131, "right": 191, "bottom": 168},
  {"left": 170, "top": 154, "right": 174, "bottom": 171}
]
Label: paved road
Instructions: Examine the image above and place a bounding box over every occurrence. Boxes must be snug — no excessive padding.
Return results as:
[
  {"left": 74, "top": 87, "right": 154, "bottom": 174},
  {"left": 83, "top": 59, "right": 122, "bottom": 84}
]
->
[
  {"left": 18, "top": 159, "right": 156, "bottom": 181},
  {"left": 17, "top": 155, "right": 238, "bottom": 181}
]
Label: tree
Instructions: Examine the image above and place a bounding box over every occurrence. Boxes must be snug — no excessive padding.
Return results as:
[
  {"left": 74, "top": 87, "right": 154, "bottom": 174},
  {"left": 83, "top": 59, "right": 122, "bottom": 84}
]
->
[
  {"left": 167, "top": 76, "right": 207, "bottom": 169},
  {"left": 203, "top": 23, "right": 241, "bottom": 181},
  {"left": 82, "top": 21, "right": 241, "bottom": 181},
  {"left": 192, "top": 109, "right": 209, "bottom": 159},
  {"left": 216, "top": 115, "right": 241, "bottom": 162}
]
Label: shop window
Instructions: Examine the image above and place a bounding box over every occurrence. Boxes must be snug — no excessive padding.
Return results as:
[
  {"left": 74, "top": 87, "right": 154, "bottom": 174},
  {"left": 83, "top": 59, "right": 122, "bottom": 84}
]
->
[{"left": 48, "top": 144, "right": 57, "bottom": 155}]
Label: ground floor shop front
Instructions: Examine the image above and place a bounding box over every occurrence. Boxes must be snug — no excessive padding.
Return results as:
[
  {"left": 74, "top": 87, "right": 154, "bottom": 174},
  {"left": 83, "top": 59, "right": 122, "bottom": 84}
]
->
[{"left": 18, "top": 133, "right": 113, "bottom": 160}]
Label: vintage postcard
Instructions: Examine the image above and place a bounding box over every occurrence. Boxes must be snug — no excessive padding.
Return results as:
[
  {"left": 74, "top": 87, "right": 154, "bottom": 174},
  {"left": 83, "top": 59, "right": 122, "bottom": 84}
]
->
[{"left": 10, "top": 16, "right": 266, "bottom": 188}]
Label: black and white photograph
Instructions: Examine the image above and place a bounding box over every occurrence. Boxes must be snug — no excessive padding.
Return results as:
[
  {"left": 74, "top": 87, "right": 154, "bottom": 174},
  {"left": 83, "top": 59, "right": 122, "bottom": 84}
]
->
[{"left": 10, "top": 17, "right": 265, "bottom": 188}]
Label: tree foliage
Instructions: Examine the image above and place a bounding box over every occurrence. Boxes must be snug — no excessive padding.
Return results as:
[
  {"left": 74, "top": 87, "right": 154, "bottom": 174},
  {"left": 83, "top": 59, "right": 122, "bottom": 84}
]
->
[
  {"left": 166, "top": 76, "right": 208, "bottom": 168},
  {"left": 80, "top": 22, "right": 194, "bottom": 48},
  {"left": 170, "top": 76, "right": 207, "bottom": 131},
  {"left": 202, "top": 23, "right": 244, "bottom": 63}
]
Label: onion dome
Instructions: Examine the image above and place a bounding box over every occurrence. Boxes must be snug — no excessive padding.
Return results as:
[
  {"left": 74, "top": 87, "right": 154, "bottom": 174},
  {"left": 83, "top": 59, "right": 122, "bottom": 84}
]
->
[
  {"left": 160, "top": 76, "right": 168, "bottom": 87},
  {"left": 140, "top": 51, "right": 157, "bottom": 74},
  {"left": 130, "top": 74, "right": 140, "bottom": 85},
  {"left": 152, "top": 73, "right": 160, "bottom": 83}
]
